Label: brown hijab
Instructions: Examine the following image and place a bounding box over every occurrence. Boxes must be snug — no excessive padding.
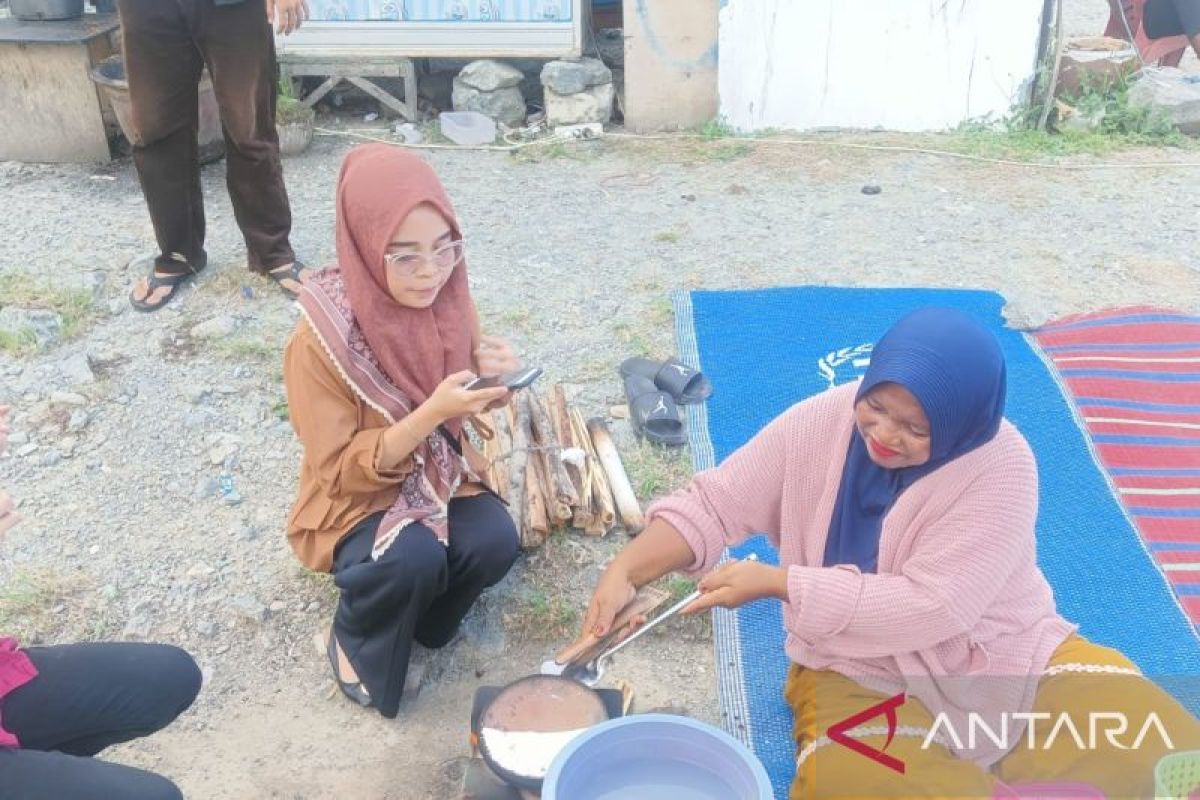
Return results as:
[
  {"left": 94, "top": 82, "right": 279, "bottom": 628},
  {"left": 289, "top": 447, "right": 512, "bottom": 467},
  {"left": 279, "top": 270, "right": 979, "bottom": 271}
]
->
[
  {"left": 297, "top": 144, "right": 480, "bottom": 551},
  {"left": 336, "top": 143, "right": 477, "bottom": 422}
]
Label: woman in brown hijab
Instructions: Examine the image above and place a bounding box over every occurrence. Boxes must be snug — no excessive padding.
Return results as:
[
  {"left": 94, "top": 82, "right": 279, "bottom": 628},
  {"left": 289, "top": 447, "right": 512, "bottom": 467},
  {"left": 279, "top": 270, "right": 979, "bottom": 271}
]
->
[{"left": 284, "top": 144, "right": 520, "bottom": 717}]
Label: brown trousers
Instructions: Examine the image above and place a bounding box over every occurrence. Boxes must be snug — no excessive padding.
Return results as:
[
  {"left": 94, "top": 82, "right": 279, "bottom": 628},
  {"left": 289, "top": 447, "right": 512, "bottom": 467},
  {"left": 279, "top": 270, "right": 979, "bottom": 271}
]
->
[{"left": 117, "top": 0, "right": 294, "bottom": 273}]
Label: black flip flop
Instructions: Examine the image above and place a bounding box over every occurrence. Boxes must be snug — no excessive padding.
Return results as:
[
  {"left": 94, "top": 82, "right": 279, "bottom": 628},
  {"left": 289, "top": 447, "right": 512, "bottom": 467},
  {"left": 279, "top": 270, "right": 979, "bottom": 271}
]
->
[
  {"left": 267, "top": 260, "right": 310, "bottom": 300},
  {"left": 624, "top": 375, "right": 686, "bottom": 447},
  {"left": 619, "top": 356, "right": 713, "bottom": 405},
  {"left": 129, "top": 253, "right": 207, "bottom": 312}
]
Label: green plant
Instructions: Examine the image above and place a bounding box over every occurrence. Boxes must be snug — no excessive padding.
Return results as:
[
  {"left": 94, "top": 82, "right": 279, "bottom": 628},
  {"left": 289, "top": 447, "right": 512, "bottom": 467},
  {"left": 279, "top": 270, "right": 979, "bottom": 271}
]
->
[
  {"left": 277, "top": 78, "right": 314, "bottom": 125},
  {"left": 503, "top": 587, "right": 580, "bottom": 641},
  {"left": 0, "top": 273, "right": 95, "bottom": 356},
  {"left": 699, "top": 117, "right": 735, "bottom": 140}
]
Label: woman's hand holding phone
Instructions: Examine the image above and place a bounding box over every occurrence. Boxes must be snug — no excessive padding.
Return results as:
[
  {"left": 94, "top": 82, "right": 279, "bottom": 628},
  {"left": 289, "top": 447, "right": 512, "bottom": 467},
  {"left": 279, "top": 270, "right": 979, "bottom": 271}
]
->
[{"left": 427, "top": 371, "right": 510, "bottom": 421}]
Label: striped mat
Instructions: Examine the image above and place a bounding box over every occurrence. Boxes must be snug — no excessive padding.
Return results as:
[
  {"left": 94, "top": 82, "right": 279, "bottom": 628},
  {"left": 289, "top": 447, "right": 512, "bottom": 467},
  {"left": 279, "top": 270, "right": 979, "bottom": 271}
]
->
[{"left": 1033, "top": 308, "right": 1200, "bottom": 626}]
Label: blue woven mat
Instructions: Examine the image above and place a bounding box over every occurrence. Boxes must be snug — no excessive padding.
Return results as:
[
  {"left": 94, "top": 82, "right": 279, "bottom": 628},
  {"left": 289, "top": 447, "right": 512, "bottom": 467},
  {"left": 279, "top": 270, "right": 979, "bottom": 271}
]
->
[{"left": 672, "top": 286, "right": 1200, "bottom": 799}]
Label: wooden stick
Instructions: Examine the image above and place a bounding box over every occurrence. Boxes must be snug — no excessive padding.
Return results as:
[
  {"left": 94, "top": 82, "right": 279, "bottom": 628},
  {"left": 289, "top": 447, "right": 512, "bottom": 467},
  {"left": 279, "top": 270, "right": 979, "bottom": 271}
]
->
[
  {"left": 523, "top": 450, "right": 550, "bottom": 548},
  {"left": 587, "top": 417, "right": 645, "bottom": 533},
  {"left": 527, "top": 388, "right": 579, "bottom": 521},
  {"left": 550, "top": 384, "right": 586, "bottom": 500},
  {"left": 571, "top": 409, "right": 615, "bottom": 535},
  {"left": 493, "top": 407, "right": 513, "bottom": 503},
  {"left": 508, "top": 394, "right": 532, "bottom": 542},
  {"left": 567, "top": 405, "right": 597, "bottom": 530},
  {"left": 481, "top": 408, "right": 512, "bottom": 503}
]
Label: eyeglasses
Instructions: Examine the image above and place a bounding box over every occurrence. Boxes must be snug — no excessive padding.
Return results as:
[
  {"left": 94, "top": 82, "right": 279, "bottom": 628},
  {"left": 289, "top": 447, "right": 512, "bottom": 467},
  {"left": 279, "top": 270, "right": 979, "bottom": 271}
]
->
[{"left": 383, "top": 240, "right": 466, "bottom": 276}]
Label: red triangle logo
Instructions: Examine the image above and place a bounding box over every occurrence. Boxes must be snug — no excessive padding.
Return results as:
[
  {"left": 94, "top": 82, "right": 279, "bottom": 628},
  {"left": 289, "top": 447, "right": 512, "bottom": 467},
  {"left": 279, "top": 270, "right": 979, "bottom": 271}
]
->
[{"left": 825, "top": 693, "right": 907, "bottom": 774}]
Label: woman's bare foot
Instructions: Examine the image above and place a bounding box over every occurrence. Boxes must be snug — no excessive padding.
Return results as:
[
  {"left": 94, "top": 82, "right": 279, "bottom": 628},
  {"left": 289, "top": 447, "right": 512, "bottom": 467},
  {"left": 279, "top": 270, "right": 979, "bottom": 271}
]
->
[{"left": 267, "top": 262, "right": 314, "bottom": 298}]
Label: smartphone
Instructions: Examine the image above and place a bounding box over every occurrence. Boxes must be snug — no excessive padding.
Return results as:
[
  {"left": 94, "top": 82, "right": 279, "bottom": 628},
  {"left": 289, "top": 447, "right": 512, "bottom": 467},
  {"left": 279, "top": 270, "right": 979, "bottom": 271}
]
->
[{"left": 464, "top": 367, "right": 543, "bottom": 392}]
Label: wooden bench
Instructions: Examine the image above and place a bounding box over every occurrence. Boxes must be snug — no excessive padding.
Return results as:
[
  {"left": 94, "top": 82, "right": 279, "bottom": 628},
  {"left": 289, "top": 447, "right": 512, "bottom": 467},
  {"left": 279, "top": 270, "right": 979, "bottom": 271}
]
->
[{"left": 278, "top": 50, "right": 420, "bottom": 121}]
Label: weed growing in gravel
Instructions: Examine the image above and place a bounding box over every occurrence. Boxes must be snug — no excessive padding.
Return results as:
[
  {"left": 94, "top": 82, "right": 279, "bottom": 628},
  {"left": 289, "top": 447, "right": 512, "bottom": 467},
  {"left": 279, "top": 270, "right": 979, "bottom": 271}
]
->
[
  {"left": 622, "top": 440, "right": 693, "bottom": 501},
  {"left": 654, "top": 229, "right": 682, "bottom": 244},
  {"left": 0, "top": 567, "right": 114, "bottom": 643},
  {"left": 649, "top": 297, "right": 674, "bottom": 327},
  {"left": 698, "top": 117, "right": 736, "bottom": 140},
  {"left": 939, "top": 72, "right": 1191, "bottom": 161},
  {"left": 213, "top": 337, "right": 282, "bottom": 363},
  {"left": 503, "top": 586, "right": 579, "bottom": 641},
  {"left": 0, "top": 273, "right": 94, "bottom": 355}
]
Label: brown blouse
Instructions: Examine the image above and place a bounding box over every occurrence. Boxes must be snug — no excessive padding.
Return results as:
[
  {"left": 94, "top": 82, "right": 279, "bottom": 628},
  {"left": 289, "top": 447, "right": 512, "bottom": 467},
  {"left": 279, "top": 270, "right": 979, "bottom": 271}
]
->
[{"left": 283, "top": 321, "right": 491, "bottom": 572}]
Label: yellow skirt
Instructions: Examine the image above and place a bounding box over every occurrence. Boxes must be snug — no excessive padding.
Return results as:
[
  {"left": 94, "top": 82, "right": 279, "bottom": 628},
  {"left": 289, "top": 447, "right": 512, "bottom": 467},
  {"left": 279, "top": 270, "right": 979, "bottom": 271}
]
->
[{"left": 786, "top": 635, "right": 1200, "bottom": 799}]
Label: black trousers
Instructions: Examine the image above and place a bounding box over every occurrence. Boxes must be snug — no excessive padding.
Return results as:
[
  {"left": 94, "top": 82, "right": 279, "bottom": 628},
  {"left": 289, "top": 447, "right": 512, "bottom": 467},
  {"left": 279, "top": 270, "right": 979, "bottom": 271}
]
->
[
  {"left": 1145, "top": 0, "right": 1200, "bottom": 38},
  {"left": 117, "top": 0, "right": 295, "bottom": 273},
  {"left": 333, "top": 493, "right": 520, "bottom": 718},
  {"left": 0, "top": 643, "right": 202, "bottom": 800}
]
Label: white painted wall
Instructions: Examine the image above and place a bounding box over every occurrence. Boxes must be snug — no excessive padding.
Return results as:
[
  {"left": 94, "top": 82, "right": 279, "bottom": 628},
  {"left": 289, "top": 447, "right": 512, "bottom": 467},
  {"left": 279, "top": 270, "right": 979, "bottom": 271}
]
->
[{"left": 718, "top": 0, "right": 1047, "bottom": 132}]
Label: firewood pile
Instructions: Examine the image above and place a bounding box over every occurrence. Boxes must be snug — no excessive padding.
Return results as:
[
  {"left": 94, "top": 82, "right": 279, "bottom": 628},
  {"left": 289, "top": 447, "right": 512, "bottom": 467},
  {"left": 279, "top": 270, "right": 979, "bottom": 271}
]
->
[{"left": 479, "top": 385, "right": 645, "bottom": 548}]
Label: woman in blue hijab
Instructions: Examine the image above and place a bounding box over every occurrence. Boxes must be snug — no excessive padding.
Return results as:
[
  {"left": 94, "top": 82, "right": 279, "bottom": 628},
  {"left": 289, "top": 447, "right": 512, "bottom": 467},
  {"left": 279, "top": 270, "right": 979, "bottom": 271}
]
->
[
  {"left": 569, "top": 307, "right": 1200, "bottom": 797},
  {"left": 823, "top": 307, "right": 1007, "bottom": 572}
]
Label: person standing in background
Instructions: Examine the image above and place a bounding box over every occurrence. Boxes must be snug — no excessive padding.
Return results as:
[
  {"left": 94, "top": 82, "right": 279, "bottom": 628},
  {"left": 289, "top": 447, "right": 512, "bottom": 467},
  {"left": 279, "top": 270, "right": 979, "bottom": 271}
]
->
[
  {"left": 1143, "top": 0, "right": 1200, "bottom": 58},
  {"left": 120, "top": 0, "right": 314, "bottom": 311}
]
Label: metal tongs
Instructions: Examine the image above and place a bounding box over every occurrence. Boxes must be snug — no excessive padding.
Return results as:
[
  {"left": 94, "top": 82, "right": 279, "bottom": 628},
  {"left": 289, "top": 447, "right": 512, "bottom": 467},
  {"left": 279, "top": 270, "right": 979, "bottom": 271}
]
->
[
  {"left": 541, "top": 555, "right": 759, "bottom": 687},
  {"left": 540, "top": 588, "right": 701, "bottom": 687}
]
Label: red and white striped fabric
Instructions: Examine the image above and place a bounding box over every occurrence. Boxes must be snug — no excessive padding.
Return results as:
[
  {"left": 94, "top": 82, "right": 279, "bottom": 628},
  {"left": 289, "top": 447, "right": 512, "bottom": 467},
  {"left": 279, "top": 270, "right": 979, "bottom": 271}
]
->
[{"left": 1034, "top": 307, "right": 1200, "bottom": 624}]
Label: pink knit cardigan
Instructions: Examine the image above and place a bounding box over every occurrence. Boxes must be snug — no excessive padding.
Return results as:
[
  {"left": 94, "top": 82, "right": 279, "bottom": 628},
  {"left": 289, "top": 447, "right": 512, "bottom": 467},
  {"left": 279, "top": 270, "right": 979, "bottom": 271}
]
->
[{"left": 648, "top": 382, "right": 1076, "bottom": 767}]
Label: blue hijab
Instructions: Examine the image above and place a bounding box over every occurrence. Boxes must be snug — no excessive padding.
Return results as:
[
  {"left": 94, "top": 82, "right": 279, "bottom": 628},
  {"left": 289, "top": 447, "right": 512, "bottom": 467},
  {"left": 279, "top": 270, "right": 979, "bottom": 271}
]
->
[{"left": 821, "top": 308, "right": 1008, "bottom": 573}]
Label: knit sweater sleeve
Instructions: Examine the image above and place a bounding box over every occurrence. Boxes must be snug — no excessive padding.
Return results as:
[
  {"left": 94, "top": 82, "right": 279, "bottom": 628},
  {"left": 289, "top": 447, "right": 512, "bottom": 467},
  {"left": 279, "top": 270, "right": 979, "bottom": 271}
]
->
[
  {"left": 645, "top": 399, "right": 808, "bottom": 576},
  {"left": 785, "top": 430, "right": 1039, "bottom": 657}
]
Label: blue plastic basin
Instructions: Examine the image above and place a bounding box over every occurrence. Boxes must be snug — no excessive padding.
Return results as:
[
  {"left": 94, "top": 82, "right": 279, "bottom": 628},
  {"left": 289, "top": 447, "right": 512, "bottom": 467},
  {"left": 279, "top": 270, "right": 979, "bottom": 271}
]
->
[{"left": 542, "top": 714, "right": 772, "bottom": 800}]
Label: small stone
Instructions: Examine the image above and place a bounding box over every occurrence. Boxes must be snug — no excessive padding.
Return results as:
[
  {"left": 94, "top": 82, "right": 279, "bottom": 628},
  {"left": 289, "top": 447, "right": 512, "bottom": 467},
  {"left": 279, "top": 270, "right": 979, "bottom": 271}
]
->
[
  {"left": 0, "top": 307, "right": 62, "bottom": 349},
  {"left": 540, "top": 58, "right": 612, "bottom": 95},
  {"left": 187, "top": 387, "right": 212, "bottom": 405},
  {"left": 451, "top": 81, "right": 526, "bottom": 127},
  {"left": 221, "top": 490, "right": 244, "bottom": 507},
  {"left": 195, "top": 477, "right": 219, "bottom": 499},
  {"left": 108, "top": 299, "right": 127, "bottom": 316},
  {"left": 544, "top": 83, "right": 614, "bottom": 126},
  {"left": 1128, "top": 66, "right": 1200, "bottom": 135},
  {"left": 269, "top": 601, "right": 287, "bottom": 613},
  {"left": 7, "top": 431, "right": 29, "bottom": 447},
  {"left": 861, "top": 184, "right": 882, "bottom": 195},
  {"left": 233, "top": 365, "right": 253, "bottom": 380},
  {"left": 216, "top": 385, "right": 240, "bottom": 396},
  {"left": 50, "top": 391, "right": 88, "bottom": 407},
  {"left": 394, "top": 122, "right": 425, "bottom": 144},
  {"left": 38, "top": 449, "right": 62, "bottom": 467},
  {"left": 187, "top": 564, "right": 216, "bottom": 580},
  {"left": 196, "top": 620, "right": 217, "bottom": 638},
  {"left": 67, "top": 409, "right": 89, "bottom": 433},
  {"left": 209, "top": 444, "right": 238, "bottom": 465},
  {"left": 235, "top": 524, "right": 259, "bottom": 541},
  {"left": 59, "top": 437, "right": 77, "bottom": 456},
  {"left": 457, "top": 59, "right": 524, "bottom": 92},
  {"left": 190, "top": 316, "right": 238, "bottom": 340},
  {"left": 307, "top": 601, "right": 321, "bottom": 612},
  {"left": 121, "top": 615, "right": 153, "bottom": 640},
  {"left": 16, "top": 443, "right": 38, "bottom": 458},
  {"left": 364, "top": 112, "right": 379, "bottom": 122},
  {"left": 58, "top": 353, "right": 96, "bottom": 386},
  {"left": 230, "top": 596, "right": 269, "bottom": 624},
  {"left": 609, "top": 404, "right": 630, "bottom": 419}
]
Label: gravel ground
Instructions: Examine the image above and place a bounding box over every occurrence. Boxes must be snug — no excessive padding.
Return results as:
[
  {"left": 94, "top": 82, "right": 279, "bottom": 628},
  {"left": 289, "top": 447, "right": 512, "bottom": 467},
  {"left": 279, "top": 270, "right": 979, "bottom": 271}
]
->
[{"left": 1, "top": 3, "right": 1199, "bottom": 797}]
